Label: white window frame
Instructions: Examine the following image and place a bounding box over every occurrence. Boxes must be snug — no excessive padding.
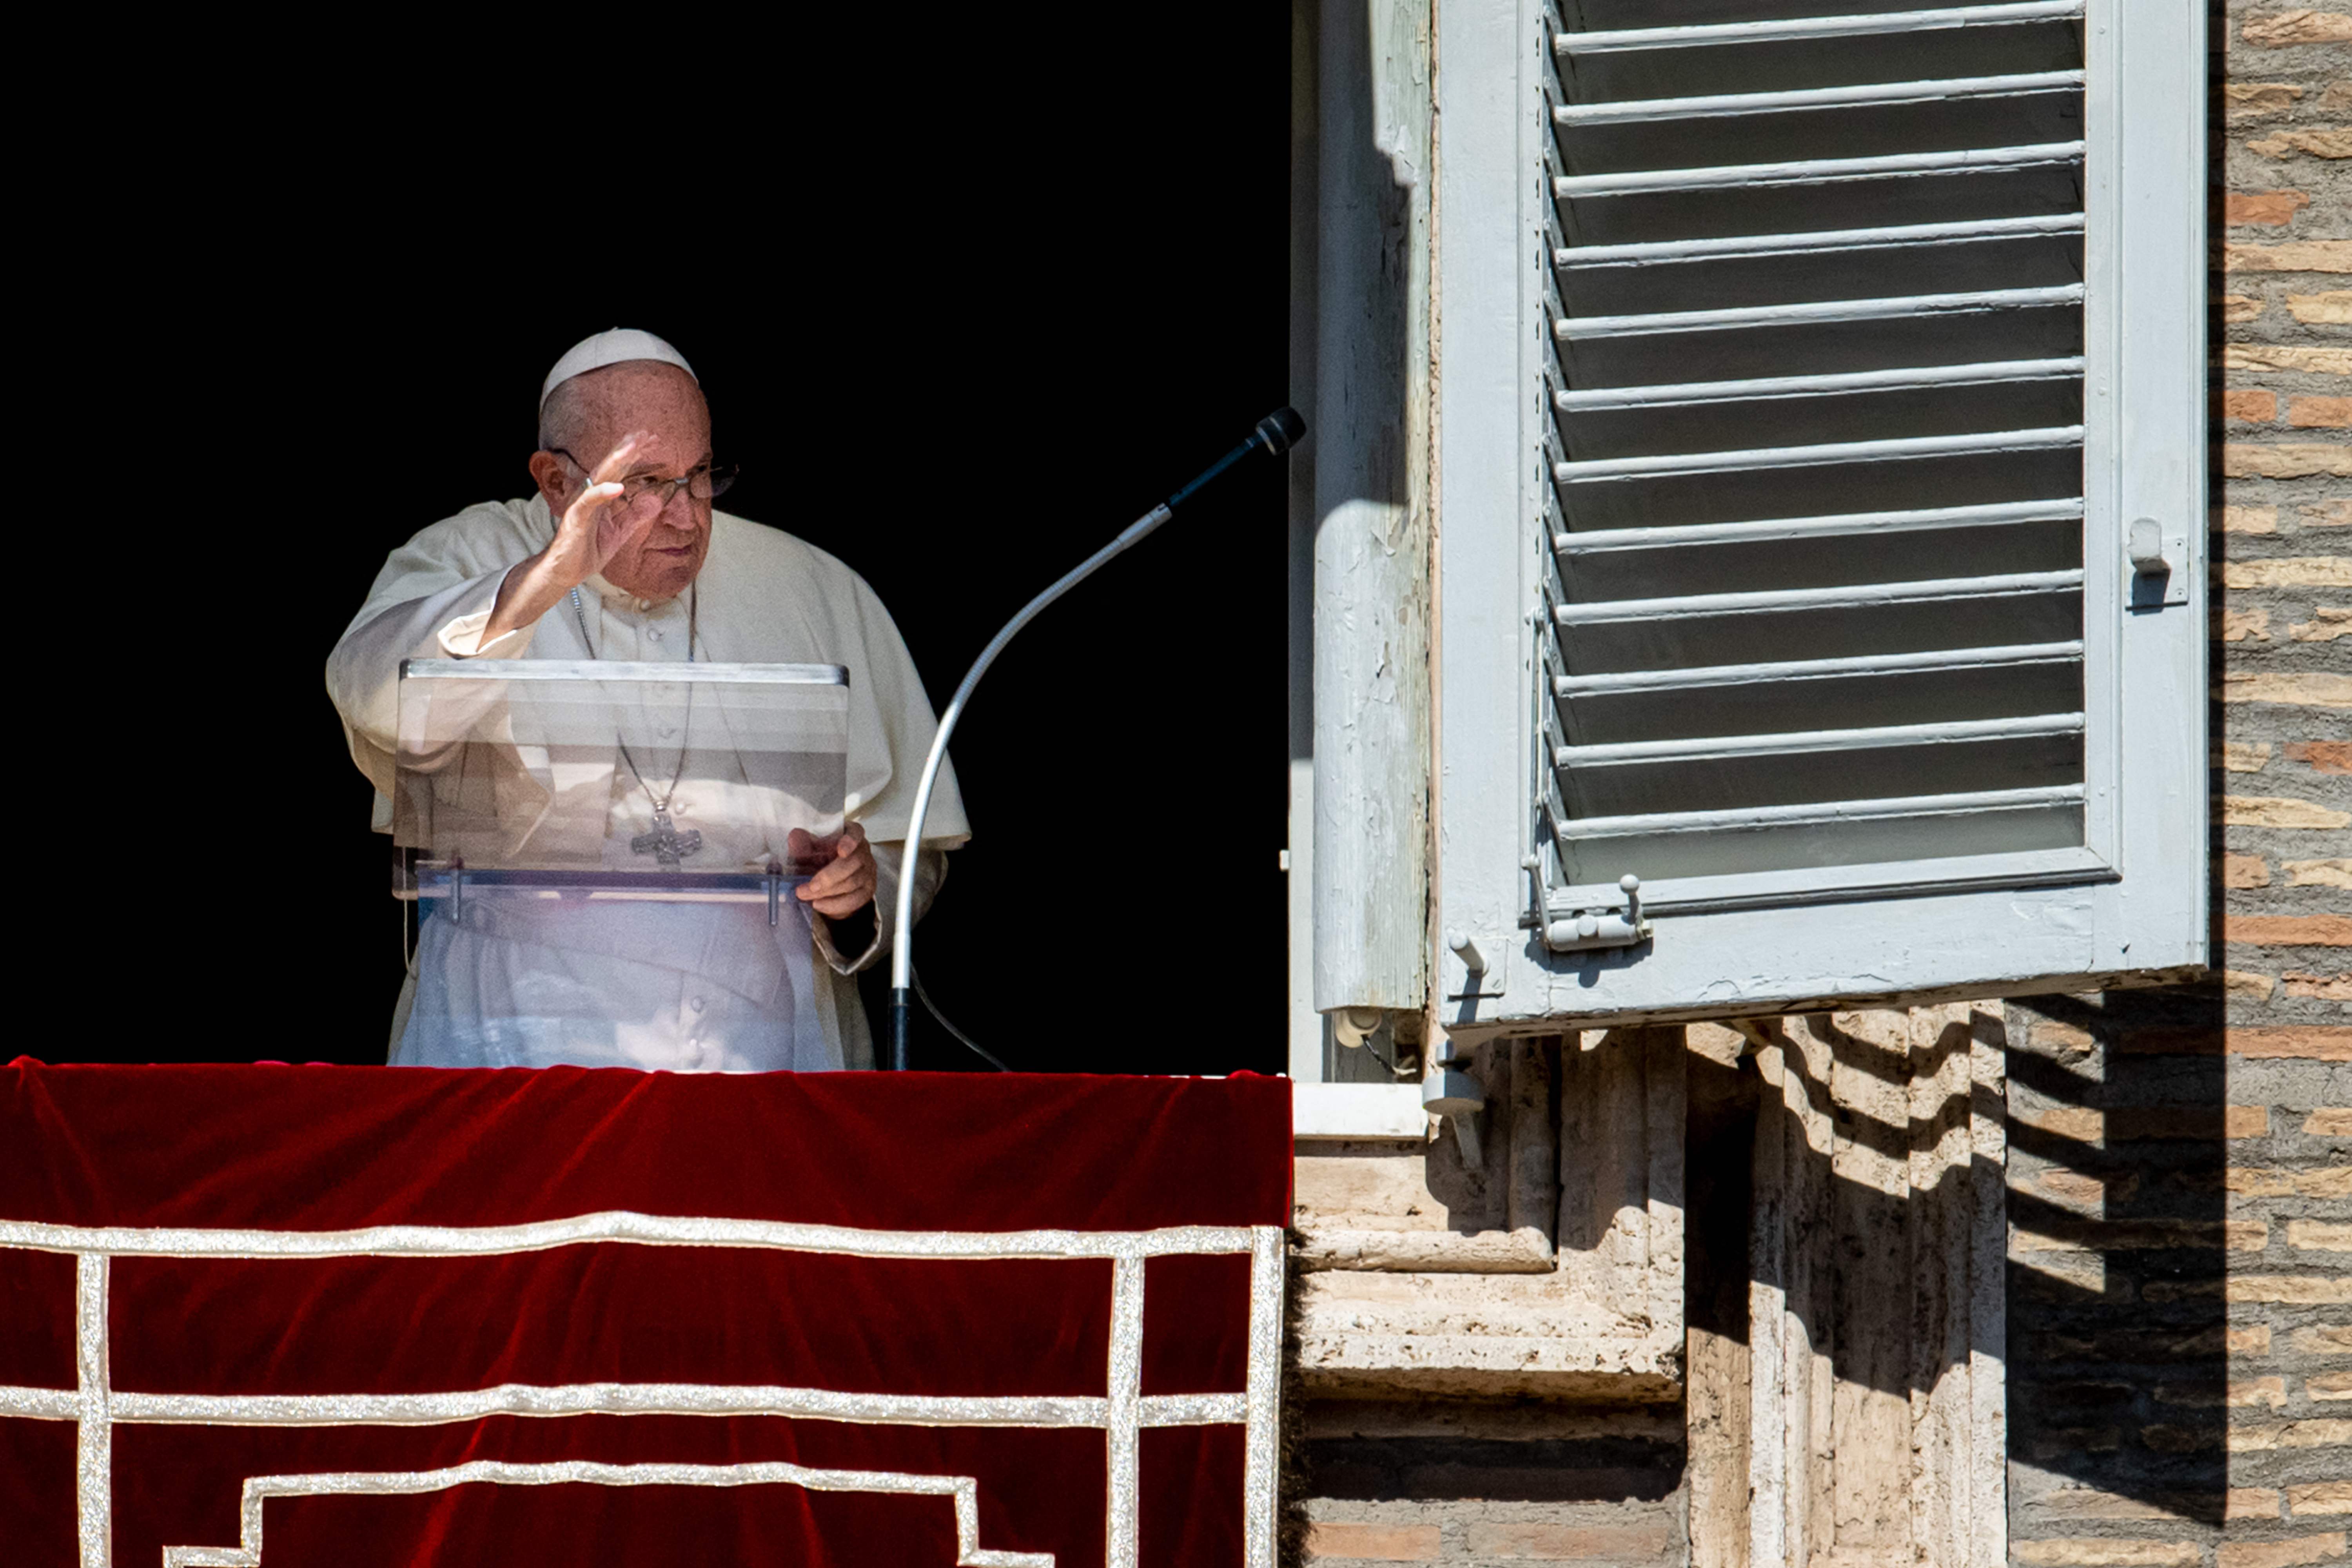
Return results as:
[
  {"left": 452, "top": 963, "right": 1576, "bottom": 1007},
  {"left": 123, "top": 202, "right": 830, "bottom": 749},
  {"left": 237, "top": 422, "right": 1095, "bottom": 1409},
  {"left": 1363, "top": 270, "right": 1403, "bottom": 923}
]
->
[{"left": 1434, "top": 0, "right": 2207, "bottom": 1034}]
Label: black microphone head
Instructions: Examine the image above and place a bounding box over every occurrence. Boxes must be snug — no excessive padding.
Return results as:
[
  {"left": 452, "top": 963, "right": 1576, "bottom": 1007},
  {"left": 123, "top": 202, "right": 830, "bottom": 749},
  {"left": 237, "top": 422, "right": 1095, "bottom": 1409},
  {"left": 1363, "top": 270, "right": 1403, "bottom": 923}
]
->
[{"left": 1255, "top": 406, "right": 1307, "bottom": 456}]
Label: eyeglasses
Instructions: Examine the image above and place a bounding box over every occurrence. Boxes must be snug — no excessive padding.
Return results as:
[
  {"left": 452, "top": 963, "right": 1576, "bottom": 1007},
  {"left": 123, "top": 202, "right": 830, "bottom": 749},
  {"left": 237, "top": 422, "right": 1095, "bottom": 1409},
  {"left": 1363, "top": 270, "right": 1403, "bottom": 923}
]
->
[{"left": 552, "top": 450, "right": 738, "bottom": 512}]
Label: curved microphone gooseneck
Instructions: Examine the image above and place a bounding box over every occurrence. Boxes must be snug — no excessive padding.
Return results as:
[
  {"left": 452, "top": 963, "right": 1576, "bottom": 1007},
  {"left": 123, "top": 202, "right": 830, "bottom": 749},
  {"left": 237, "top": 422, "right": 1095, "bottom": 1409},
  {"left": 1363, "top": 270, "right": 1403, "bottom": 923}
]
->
[{"left": 885, "top": 407, "right": 1308, "bottom": 1071}]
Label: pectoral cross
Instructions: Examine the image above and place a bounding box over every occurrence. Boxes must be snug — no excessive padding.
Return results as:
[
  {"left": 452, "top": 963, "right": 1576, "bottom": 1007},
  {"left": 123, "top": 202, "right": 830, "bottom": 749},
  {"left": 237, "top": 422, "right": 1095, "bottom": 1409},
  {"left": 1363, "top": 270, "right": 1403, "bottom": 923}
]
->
[{"left": 630, "top": 811, "right": 705, "bottom": 869}]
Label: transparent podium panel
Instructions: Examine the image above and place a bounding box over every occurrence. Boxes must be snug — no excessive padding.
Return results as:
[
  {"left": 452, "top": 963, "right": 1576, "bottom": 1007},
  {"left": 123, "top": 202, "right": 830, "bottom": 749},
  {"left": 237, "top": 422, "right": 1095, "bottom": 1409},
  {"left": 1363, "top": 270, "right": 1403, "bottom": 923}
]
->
[{"left": 389, "top": 661, "right": 852, "bottom": 1072}]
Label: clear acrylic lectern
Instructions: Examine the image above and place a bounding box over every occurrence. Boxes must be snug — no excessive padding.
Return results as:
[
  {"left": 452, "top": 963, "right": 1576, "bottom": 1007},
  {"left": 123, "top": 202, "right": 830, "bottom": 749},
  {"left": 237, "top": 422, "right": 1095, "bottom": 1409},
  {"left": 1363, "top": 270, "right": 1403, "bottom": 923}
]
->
[{"left": 389, "top": 660, "right": 851, "bottom": 1071}]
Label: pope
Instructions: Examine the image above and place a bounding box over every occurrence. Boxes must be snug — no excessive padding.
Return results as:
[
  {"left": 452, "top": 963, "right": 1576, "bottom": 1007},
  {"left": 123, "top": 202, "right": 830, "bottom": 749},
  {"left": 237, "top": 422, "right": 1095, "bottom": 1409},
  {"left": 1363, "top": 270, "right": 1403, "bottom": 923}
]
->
[{"left": 326, "top": 328, "right": 967, "bottom": 1072}]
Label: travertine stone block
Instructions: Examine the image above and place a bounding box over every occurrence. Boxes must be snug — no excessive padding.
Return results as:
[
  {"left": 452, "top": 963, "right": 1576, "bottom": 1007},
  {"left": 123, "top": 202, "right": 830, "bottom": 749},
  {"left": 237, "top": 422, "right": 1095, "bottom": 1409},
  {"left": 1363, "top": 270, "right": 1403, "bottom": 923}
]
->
[{"left": 1293, "top": 1030, "right": 1684, "bottom": 1399}]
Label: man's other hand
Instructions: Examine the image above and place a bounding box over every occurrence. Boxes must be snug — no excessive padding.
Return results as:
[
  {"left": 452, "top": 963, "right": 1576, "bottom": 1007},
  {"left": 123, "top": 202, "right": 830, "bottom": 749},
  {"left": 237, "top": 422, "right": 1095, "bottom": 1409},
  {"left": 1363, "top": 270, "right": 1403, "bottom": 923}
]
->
[{"left": 790, "top": 823, "right": 878, "bottom": 919}]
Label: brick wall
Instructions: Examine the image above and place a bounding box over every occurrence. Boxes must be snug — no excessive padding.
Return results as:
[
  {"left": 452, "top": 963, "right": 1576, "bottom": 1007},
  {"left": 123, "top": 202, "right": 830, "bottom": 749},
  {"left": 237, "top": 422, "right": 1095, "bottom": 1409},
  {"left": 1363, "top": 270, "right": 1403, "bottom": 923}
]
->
[
  {"left": 2002, "top": 7, "right": 2350, "bottom": 1565},
  {"left": 1293, "top": 1403, "right": 1687, "bottom": 1567}
]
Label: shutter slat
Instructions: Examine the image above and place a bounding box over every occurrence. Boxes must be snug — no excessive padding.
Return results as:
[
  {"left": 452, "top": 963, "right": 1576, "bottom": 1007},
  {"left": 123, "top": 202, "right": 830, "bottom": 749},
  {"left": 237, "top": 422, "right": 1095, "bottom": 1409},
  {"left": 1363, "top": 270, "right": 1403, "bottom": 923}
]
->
[
  {"left": 1558, "top": 358, "right": 2082, "bottom": 409},
  {"left": 1555, "top": 499, "right": 2082, "bottom": 554},
  {"left": 1553, "top": 142, "right": 2083, "bottom": 198},
  {"left": 1557, "top": 3, "right": 2083, "bottom": 55},
  {"left": 1561, "top": 784, "right": 2084, "bottom": 839},
  {"left": 1555, "top": 641, "right": 2082, "bottom": 695},
  {"left": 1556, "top": 286, "right": 2082, "bottom": 339},
  {"left": 1553, "top": 569, "right": 2082, "bottom": 624},
  {"left": 1557, "top": 214, "right": 2083, "bottom": 267},
  {"left": 1554, "top": 426, "right": 2080, "bottom": 482},
  {"left": 1557, "top": 713, "right": 2083, "bottom": 768},
  {"left": 1556, "top": 71, "right": 2084, "bottom": 125}
]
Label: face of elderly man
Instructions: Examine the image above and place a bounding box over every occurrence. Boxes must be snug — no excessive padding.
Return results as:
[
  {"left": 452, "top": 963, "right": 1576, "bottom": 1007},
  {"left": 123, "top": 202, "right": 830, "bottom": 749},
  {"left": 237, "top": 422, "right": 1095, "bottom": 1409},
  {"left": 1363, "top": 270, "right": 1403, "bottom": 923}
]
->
[{"left": 527, "top": 361, "right": 714, "bottom": 603}]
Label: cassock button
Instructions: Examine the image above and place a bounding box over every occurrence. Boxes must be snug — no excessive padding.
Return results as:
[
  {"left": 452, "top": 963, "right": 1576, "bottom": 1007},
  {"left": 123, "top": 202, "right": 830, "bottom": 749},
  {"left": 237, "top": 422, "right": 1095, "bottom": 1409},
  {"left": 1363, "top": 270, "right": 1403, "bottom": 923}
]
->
[
  {"left": 646, "top": 628, "right": 663, "bottom": 642},
  {"left": 690, "top": 996, "right": 706, "bottom": 1013}
]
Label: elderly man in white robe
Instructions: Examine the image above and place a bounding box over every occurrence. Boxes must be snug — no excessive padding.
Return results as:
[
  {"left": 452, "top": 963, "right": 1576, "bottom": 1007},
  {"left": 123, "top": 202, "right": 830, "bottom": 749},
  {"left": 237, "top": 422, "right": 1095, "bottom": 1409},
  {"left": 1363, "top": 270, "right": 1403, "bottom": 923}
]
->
[{"left": 328, "top": 328, "right": 967, "bottom": 1072}]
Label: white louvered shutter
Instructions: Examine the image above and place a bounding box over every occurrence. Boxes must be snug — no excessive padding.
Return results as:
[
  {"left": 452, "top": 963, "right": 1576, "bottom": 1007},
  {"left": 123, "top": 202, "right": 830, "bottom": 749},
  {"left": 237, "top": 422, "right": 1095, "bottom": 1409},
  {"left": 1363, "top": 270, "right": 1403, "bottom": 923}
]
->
[{"left": 1433, "top": 0, "right": 2206, "bottom": 1031}]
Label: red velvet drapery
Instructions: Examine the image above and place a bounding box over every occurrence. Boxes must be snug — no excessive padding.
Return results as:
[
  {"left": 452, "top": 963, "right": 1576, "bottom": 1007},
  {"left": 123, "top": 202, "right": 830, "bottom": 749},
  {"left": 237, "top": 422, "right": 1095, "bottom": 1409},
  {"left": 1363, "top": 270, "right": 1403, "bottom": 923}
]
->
[{"left": 0, "top": 1062, "right": 1291, "bottom": 1566}]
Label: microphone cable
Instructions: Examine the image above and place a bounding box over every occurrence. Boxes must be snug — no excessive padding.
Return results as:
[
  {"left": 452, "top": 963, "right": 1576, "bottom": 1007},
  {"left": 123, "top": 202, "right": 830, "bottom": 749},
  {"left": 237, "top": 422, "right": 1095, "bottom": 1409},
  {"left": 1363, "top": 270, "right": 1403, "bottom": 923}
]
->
[{"left": 910, "top": 962, "right": 1011, "bottom": 1073}]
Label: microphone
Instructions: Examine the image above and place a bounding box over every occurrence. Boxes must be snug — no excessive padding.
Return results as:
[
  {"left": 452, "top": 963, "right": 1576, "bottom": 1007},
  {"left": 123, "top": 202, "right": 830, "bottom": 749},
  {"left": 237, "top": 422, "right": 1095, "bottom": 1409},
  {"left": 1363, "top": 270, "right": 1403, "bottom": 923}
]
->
[
  {"left": 1263, "top": 406, "right": 1309, "bottom": 449},
  {"left": 886, "top": 408, "right": 1307, "bottom": 1071}
]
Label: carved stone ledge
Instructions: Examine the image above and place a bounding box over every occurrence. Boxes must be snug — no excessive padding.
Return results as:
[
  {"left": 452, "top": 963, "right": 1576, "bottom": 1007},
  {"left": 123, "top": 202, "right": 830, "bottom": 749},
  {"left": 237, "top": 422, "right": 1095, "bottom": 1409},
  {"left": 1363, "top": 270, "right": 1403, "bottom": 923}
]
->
[
  {"left": 1292, "top": 1225, "right": 1557, "bottom": 1274},
  {"left": 1296, "top": 1266, "right": 1683, "bottom": 1401},
  {"left": 1291, "top": 1030, "right": 1686, "bottom": 1401}
]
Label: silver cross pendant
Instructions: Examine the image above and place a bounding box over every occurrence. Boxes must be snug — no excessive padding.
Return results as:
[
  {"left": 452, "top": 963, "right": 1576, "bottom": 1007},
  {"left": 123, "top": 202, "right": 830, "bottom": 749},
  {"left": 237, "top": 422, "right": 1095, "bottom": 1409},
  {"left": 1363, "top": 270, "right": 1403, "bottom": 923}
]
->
[{"left": 630, "top": 811, "right": 705, "bottom": 869}]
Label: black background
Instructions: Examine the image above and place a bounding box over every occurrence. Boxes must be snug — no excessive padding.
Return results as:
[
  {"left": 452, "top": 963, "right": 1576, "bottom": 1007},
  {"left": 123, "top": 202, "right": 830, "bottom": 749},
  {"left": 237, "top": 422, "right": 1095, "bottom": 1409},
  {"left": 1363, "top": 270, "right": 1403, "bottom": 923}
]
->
[{"left": 43, "top": 19, "right": 1289, "bottom": 1074}]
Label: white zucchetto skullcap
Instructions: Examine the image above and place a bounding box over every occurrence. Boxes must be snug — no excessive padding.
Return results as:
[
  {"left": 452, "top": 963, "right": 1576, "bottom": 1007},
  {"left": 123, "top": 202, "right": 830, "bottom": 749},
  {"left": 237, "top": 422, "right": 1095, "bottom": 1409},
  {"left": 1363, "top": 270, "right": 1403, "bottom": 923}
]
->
[{"left": 539, "top": 328, "right": 698, "bottom": 410}]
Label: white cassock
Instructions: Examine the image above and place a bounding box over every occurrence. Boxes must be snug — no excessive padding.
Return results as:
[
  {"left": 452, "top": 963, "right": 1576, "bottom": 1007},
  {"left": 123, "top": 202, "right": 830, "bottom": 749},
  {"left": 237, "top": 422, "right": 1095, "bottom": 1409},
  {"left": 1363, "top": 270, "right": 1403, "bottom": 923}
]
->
[{"left": 326, "top": 494, "right": 969, "bottom": 1073}]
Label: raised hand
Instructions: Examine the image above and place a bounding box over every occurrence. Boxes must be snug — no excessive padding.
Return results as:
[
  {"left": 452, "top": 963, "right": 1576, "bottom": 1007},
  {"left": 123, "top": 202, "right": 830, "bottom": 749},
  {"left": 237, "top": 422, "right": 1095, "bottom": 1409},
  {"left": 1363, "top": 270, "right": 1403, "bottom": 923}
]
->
[
  {"left": 544, "top": 430, "right": 663, "bottom": 587},
  {"left": 487, "top": 431, "right": 663, "bottom": 643}
]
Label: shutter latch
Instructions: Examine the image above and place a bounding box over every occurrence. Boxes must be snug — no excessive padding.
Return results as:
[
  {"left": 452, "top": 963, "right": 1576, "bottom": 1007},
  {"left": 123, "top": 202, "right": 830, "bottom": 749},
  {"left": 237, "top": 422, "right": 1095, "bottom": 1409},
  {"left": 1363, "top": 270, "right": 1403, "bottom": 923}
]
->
[
  {"left": 1541, "top": 873, "right": 1653, "bottom": 953},
  {"left": 2128, "top": 515, "right": 2189, "bottom": 608}
]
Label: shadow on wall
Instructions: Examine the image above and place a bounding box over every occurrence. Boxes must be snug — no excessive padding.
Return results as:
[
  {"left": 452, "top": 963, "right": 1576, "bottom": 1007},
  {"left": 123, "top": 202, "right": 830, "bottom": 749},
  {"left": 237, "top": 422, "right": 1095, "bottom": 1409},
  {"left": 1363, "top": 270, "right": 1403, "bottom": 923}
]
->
[
  {"left": 1683, "top": 1006, "right": 2011, "bottom": 1566},
  {"left": 1681, "top": 993, "right": 2244, "bottom": 1561},
  {"left": 2004, "top": 985, "right": 2236, "bottom": 1528},
  {"left": 1691, "top": 986, "right": 2246, "bottom": 1550}
]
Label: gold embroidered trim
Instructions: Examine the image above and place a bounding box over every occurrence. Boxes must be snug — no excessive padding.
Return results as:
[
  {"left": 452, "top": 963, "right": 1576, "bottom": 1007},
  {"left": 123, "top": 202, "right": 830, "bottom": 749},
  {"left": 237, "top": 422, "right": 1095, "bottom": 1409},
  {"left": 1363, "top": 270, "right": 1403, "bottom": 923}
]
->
[
  {"left": 159, "top": 1459, "right": 1055, "bottom": 1568},
  {"left": 75, "top": 1254, "right": 109, "bottom": 1568},
  {"left": 1106, "top": 1255, "right": 1145, "bottom": 1568},
  {"left": 1244, "top": 1225, "right": 1286, "bottom": 1568},
  {"left": 0, "top": 1213, "right": 1261, "bottom": 1261}
]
